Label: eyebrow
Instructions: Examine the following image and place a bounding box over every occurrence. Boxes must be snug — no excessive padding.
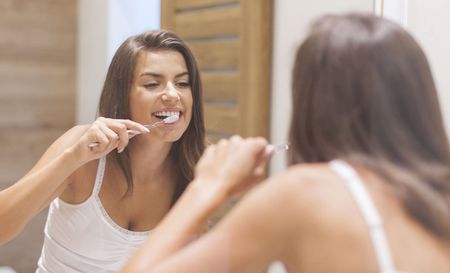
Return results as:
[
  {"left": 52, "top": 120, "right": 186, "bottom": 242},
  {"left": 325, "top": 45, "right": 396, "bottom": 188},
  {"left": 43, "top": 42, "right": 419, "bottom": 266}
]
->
[{"left": 139, "top": 72, "right": 189, "bottom": 78}]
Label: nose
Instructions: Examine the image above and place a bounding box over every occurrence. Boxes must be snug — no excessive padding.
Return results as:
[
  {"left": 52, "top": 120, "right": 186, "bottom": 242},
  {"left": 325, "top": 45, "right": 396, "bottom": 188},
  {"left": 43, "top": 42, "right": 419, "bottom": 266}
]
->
[{"left": 162, "top": 82, "right": 180, "bottom": 102}]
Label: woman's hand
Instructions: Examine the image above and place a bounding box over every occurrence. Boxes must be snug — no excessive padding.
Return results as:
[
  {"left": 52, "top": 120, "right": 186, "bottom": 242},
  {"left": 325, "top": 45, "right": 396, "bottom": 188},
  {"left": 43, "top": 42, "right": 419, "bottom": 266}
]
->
[
  {"left": 68, "top": 117, "right": 149, "bottom": 164},
  {"left": 193, "top": 135, "right": 270, "bottom": 200}
]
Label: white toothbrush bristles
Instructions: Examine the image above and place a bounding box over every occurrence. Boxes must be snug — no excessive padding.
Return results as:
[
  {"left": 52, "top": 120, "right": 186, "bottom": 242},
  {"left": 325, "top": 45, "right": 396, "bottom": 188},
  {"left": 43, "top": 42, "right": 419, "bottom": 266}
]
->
[{"left": 163, "top": 115, "right": 179, "bottom": 124}]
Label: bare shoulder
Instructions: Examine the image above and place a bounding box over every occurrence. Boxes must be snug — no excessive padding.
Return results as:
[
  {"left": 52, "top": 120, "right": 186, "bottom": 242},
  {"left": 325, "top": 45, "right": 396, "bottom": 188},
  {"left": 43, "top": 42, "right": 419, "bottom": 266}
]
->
[
  {"left": 60, "top": 125, "right": 99, "bottom": 197},
  {"left": 42, "top": 124, "right": 98, "bottom": 201},
  {"left": 250, "top": 164, "right": 374, "bottom": 269},
  {"left": 249, "top": 163, "right": 362, "bottom": 235},
  {"left": 280, "top": 163, "right": 348, "bottom": 203},
  {"left": 259, "top": 163, "right": 348, "bottom": 209},
  {"left": 217, "top": 162, "right": 365, "bottom": 239},
  {"left": 203, "top": 162, "right": 380, "bottom": 272},
  {"left": 231, "top": 163, "right": 351, "bottom": 230},
  {"left": 214, "top": 163, "right": 360, "bottom": 267},
  {"left": 215, "top": 164, "right": 339, "bottom": 227}
]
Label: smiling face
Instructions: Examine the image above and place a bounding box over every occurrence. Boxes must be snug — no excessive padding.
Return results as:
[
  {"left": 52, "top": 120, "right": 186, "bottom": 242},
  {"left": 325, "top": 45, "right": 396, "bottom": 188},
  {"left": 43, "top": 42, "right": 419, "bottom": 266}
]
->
[{"left": 130, "top": 50, "right": 193, "bottom": 142}]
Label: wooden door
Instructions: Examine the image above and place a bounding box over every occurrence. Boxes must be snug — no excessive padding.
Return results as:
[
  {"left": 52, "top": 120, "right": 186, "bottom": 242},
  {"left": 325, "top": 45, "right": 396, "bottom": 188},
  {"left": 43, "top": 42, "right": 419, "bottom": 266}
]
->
[{"left": 161, "top": 0, "right": 272, "bottom": 143}]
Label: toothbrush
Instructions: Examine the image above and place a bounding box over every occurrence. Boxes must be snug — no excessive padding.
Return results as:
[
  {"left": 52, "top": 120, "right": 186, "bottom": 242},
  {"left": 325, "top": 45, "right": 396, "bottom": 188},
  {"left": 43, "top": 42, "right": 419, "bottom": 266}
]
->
[
  {"left": 264, "top": 143, "right": 289, "bottom": 157},
  {"left": 87, "top": 115, "right": 179, "bottom": 148},
  {"left": 127, "top": 115, "right": 179, "bottom": 135}
]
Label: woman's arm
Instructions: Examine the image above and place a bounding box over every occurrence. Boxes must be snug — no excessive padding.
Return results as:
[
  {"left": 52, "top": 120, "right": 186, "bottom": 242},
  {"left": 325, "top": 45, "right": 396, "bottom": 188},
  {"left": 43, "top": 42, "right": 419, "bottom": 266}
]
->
[
  {"left": 121, "top": 136, "right": 293, "bottom": 273},
  {"left": 0, "top": 118, "right": 149, "bottom": 244},
  {"left": 0, "top": 143, "right": 84, "bottom": 244}
]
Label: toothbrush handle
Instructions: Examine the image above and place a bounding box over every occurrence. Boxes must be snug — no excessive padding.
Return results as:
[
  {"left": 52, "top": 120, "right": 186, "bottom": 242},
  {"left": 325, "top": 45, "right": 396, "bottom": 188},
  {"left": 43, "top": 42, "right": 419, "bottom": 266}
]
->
[
  {"left": 264, "top": 143, "right": 289, "bottom": 157},
  {"left": 143, "top": 120, "right": 164, "bottom": 130}
]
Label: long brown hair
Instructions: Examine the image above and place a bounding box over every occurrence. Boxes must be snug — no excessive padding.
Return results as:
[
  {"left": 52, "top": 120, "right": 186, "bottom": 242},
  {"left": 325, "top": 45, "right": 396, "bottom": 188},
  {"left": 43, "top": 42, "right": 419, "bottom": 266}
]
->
[
  {"left": 98, "top": 30, "right": 205, "bottom": 203},
  {"left": 289, "top": 14, "right": 450, "bottom": 240}
]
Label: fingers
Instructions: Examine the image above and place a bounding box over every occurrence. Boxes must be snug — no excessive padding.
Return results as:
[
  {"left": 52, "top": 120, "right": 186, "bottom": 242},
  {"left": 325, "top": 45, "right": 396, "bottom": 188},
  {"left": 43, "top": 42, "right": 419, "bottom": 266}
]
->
[
  {"left": 215, "top": 138, "right": 230, "bottom": 160},
  {"left": 196, "top": 144, "right": 216, "bottom": 169},
  {"left": 230, "top": 136, "right": 268, "bottom": 164},
  {"left": 208, "top": 136, "right": 268, "bottom": 162},
  {"left": 193, "top": 135, "right": 271, "bottom": 199},
  {"left": 106, "top": 122, "right": 129, "bottom": 153},
  {"left": 86, "top": 122, "right": 117, "bottom": 153},
  {"left": 97, "top": 122, "right": 119, "bottom": 143},
  {"left": 209, "top": 136, "right": 269, "bottom": 177},
  {"left": 87, "top": 125, "right": 110, "bottom": 150},
  {"left": 118, "top": 119, "right": 150, "bottom": 134},
  {"left": 88, "top": 117, "right": 149, "bottom": 153},
  {"left": 251, "top": 137, "right": 272, "bottom": 166},
  {"left": 113, "top": 119, "right": 151, "bottom": 152}
]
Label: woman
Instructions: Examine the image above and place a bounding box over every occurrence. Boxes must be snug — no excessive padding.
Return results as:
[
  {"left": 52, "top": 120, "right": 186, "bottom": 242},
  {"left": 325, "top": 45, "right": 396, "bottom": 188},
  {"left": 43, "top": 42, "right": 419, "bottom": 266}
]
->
[
  {"left": 121, "top": 14, "right": 450, "bottom": 273},
  {"left": 27, "top": 30, "right": 205, "bottom": 272}
]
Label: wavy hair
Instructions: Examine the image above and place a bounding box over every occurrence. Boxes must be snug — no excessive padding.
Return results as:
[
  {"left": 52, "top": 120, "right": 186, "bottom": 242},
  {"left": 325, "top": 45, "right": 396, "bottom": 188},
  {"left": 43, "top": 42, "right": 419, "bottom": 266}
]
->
[
  {"left": 289, "top": 14, "right": 450, "bottom": 240},
  {"left": 98, "top": 30, "right": 205, "bottom": 204}
]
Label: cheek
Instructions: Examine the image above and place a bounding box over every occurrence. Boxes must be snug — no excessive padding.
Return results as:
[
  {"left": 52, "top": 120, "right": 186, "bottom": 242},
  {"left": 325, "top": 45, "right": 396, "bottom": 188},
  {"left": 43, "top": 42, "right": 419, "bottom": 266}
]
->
[
  {"left": 130, "top": 93, "right": 155, "bottom": 118},
  {"left": 185, "top": 92, "right": 194, "bottom": 117}
]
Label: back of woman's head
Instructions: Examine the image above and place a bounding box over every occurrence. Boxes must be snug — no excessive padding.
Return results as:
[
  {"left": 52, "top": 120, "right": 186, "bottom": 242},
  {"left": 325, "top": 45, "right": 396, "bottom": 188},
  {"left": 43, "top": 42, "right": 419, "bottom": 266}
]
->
[{"left": 289, "top": 13, "right": 450, "bottom": 240}]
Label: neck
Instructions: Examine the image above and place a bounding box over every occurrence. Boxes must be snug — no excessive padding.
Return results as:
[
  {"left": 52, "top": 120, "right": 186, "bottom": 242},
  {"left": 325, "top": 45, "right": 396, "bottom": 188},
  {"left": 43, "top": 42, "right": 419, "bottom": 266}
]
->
[{"left": 127, "top": 136, "right": 174, "bottom": 185}]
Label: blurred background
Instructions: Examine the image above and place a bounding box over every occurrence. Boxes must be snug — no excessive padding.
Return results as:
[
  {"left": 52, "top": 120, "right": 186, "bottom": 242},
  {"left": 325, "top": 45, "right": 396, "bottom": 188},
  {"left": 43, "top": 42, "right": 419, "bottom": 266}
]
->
[{"left": 1, "top": 0, "right": 449, "bottom": 272}]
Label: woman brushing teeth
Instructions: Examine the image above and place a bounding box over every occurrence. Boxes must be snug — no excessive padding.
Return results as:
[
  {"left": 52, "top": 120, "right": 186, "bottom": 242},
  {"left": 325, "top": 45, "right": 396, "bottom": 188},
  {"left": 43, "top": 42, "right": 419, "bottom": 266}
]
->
[{"left": 32, "top": 30, "right": 206, "bottom": 273}]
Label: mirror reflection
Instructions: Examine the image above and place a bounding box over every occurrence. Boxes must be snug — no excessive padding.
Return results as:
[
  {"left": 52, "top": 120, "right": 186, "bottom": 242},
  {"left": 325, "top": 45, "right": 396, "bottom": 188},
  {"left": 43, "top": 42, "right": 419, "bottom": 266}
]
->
[{"left": 1, "top": 1, "right": 450, "bottom": 273}]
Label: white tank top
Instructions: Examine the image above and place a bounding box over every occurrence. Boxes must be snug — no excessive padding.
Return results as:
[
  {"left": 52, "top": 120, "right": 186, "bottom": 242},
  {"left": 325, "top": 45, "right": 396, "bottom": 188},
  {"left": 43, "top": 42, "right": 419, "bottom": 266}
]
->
[
  {"left": 36, "top": 157, "right": 150, "bottom": 273},
  {"left": 329, "top": 160, "right": 408, "bottom": 273}
]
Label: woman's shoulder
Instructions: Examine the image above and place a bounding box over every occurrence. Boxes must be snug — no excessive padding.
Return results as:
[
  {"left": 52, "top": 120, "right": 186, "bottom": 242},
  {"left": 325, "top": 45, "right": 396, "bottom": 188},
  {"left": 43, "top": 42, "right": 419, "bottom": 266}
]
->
[
  {"left": 254, "top": 163, "right": 362, "bottom": 230},
  {"left": 60, "top": 158, "right": 99, "bottom": 204},
  {"left": 57, "top": 124, "right": 98, "bottom": 178},
  {"left": 233, "top": 163, "right": 338, "bottom": 212},
  {"left": 268, "top": 162, "right": 345, "bottom": 199},
  {"left": 59, "top": 125, "right": 100, "bottom": 202},
  {"left": 253, "top": 163, "right": 374, "bottom": 262},
  {"left": 228, "top": 162, "right": 365, "bottom": 257}
]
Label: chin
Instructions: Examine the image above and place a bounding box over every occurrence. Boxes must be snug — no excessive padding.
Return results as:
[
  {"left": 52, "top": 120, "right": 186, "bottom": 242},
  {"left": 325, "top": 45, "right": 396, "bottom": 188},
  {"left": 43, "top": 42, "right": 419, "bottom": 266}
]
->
[
  {"left": 164, "top": 135, "right": 183, "bottom": 143},
  {"left": 161, "top": 129, "right": 186, "bottom": 143}
]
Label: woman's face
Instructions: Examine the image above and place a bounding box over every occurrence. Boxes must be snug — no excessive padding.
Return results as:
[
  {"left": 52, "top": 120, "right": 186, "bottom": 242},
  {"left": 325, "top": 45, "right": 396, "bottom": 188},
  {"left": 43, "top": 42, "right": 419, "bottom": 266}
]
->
[{"left": 130, "top": 49, "right": 193, "bottom": 142}]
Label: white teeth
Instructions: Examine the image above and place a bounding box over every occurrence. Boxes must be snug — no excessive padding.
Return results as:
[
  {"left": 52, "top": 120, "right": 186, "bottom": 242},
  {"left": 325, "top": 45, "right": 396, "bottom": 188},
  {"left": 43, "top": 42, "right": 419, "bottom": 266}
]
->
[{"left": 153, "top": 111, "right": 180, "bottom": 117}]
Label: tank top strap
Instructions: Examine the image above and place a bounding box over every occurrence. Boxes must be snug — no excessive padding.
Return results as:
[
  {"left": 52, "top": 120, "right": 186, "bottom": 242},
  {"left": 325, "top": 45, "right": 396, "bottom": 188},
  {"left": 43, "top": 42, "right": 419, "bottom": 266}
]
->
[
  {"left": 329, "top": 159, "right": 396, "bottom": 273},
  {"left": 92, "top": 157, "right": 106, "bottom": 196}
]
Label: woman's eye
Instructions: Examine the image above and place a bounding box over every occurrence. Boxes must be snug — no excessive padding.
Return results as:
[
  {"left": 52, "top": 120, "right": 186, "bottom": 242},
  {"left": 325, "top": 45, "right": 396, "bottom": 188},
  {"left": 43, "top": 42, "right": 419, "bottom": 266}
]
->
[
  {"left": 143, "top": 83, "right": 159, "bottom": 89},
  {"left": 176, "top": 82, "right": 190, "bottom": 88}
]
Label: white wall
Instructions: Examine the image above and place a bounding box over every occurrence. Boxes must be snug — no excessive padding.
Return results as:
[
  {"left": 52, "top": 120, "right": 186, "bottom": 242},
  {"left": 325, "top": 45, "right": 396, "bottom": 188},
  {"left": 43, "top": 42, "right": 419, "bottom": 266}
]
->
[
  {"left": 108, "top": 0, "right": 161, "bottom": 61},
  {"left": 269, "top": 0, "right": 374, "bottom": 175},
  {"left": 77, "top": 0, "right": 109, "bottom": 124},
  {"left": 77, "top": 0, "right": 160, "bottom": 124},
  {"left": 407, "top": 0, "right": 450, "bottom": 137}
]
